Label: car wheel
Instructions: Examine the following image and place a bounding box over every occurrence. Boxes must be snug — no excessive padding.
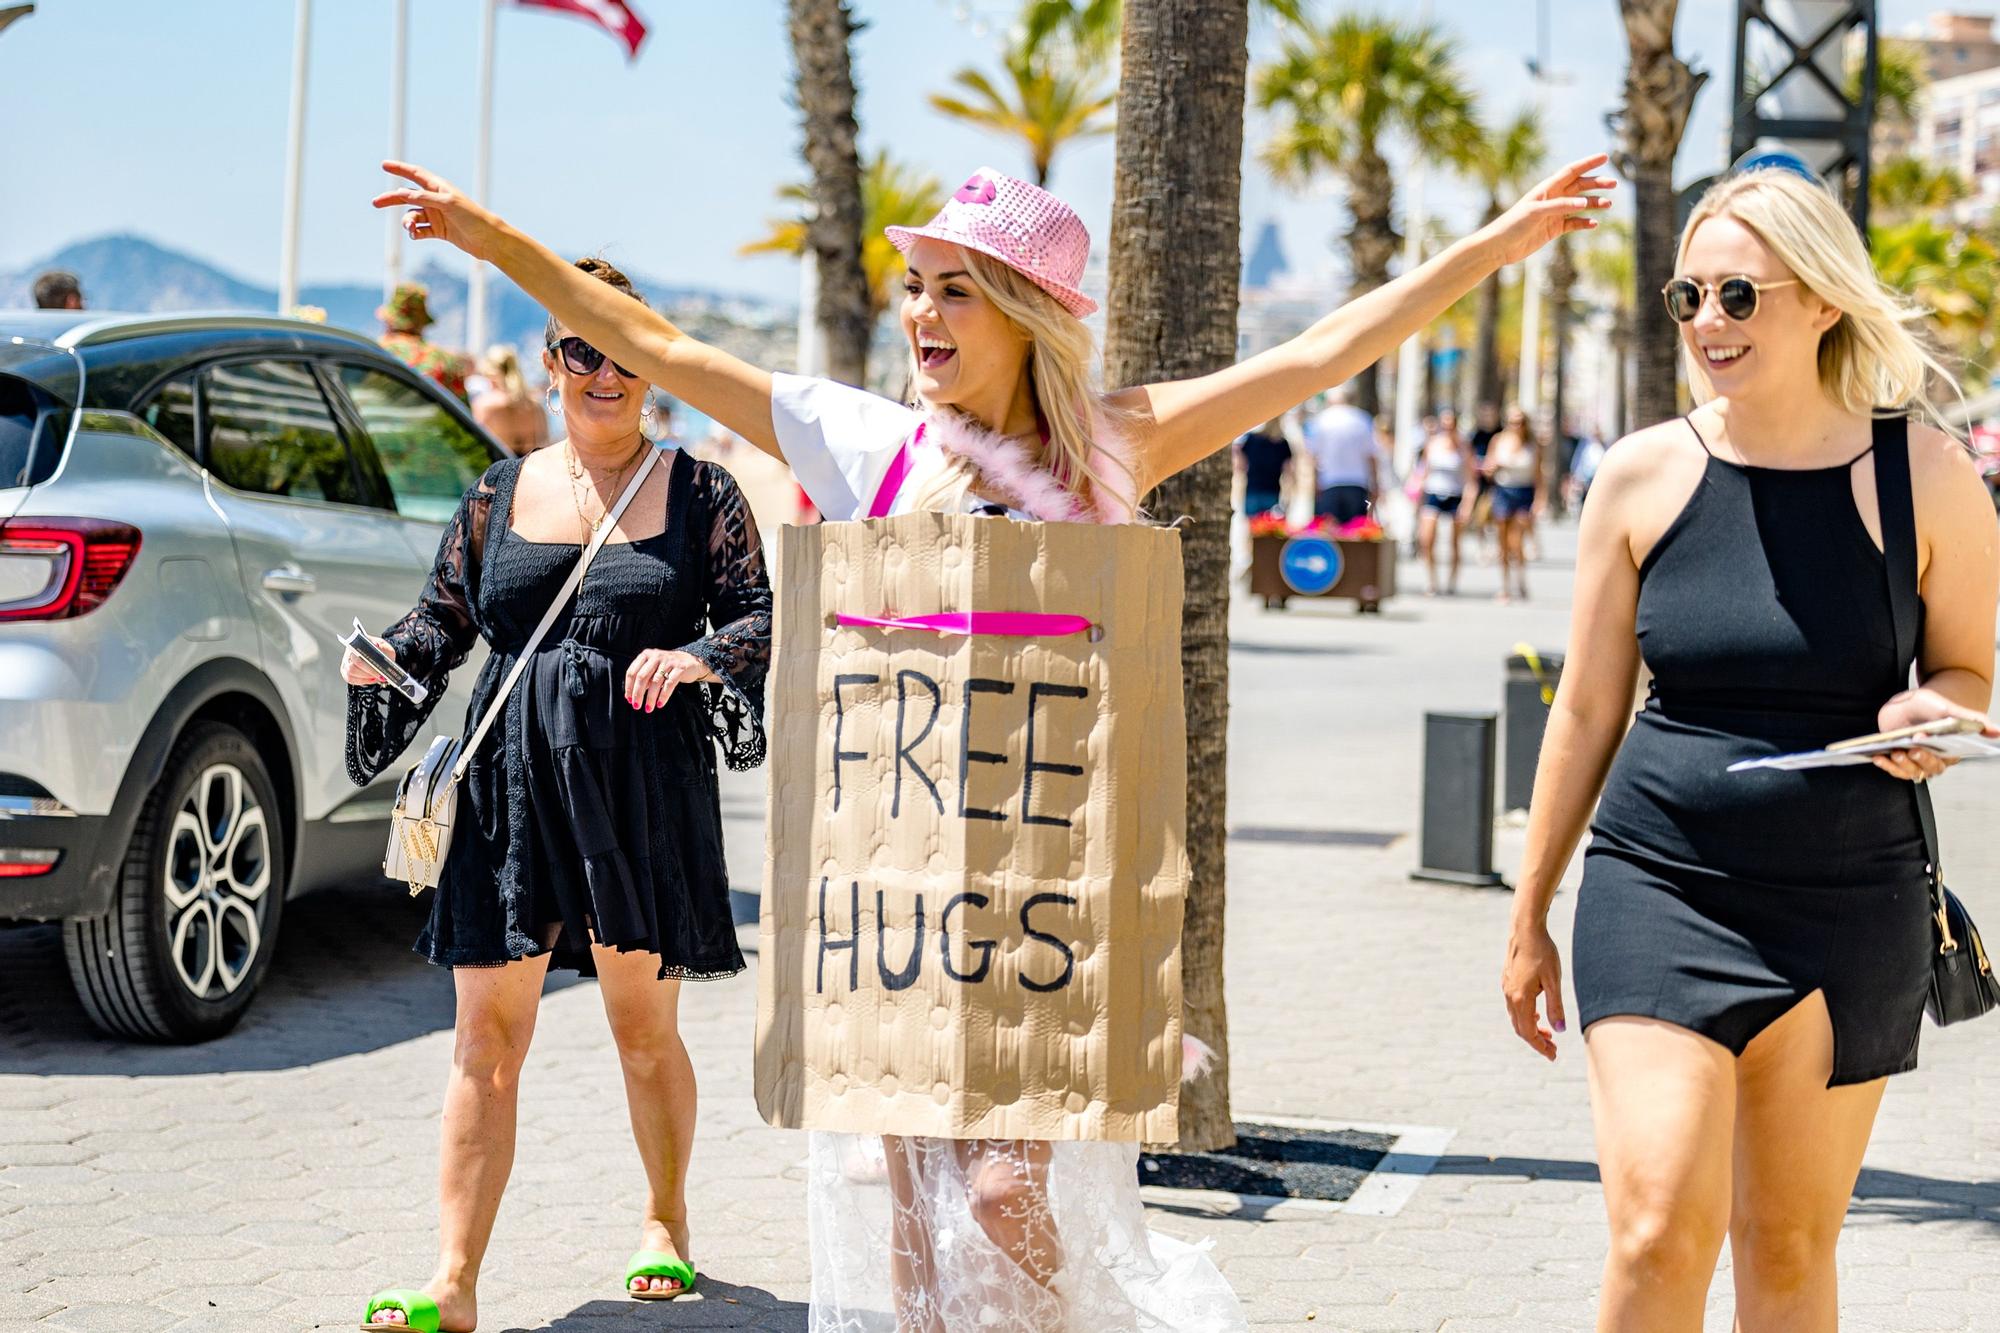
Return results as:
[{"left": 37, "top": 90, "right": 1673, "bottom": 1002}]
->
[{"left": 63, "top": 722, "right": 287, "bottom": 1042}]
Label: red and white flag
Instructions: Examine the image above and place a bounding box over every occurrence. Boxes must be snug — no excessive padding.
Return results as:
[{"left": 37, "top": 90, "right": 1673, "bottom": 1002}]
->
[{"left": 513, "top": 0, "right": 648, "bottom": 61}]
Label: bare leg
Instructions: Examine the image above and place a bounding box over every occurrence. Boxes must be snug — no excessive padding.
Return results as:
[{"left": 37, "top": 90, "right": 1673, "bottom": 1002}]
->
[
  {"left": 1587, "top": 1017, "right": 1736, "bottom": 1333},
  {"left": 956, "top": 1138, "right": 1060, "bottom": 1288},
  {"left": 369, "top": 954, "right": 551, "bottom": 1329},
  {"left": 882, "top": 1136, "right": 946, "bottom": 1333},
  {"left": 1418, "top": 507, "right": 1440, "bottom": 595},
  {"left": 1446, "top": 511, "right": 1464, "bottom": 594},
  {"left": 1499, "top": 515, "right": 1526, "bottom": 600},
  {"left": 594, "top": 944, "right": 697, "bottom": 1296},
  {"left": 1728, "top": 991, "right": 1887, "bottom": 1333},
  {"left": 1513, "top": 515, "right": 1532, "bottom": 599}
]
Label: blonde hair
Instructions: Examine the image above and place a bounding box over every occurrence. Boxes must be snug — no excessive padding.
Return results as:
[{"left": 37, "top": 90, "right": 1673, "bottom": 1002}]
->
[
  {"left": 1677, "top": 170, "right": 1958, "bottom": 429},
  {"left": 909, "top": 247, "right": 1136, "bottom": 516},
  {"left": 483, "top": 345, "right": 528, "bottom": 401}
]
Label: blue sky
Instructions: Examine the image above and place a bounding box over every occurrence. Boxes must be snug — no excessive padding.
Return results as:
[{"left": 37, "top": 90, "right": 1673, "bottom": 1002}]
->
[{"left": 0, "top": 0, "right": 1945, "bottom": 305}]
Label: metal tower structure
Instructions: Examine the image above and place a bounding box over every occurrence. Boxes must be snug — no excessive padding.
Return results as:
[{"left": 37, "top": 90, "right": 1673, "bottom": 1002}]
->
[{"left": 1729, "top": 0, "right": 1879, "bottom": 229}]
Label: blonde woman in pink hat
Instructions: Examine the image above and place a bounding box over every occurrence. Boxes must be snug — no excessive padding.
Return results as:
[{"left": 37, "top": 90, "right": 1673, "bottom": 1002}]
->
[{"left": 376, "top": 153, "right": 1611, "bottom": 1329}]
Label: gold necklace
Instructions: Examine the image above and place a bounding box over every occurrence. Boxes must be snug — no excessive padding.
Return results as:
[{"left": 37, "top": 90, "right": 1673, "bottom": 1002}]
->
[{"left": 564, "top": 438, "right": 646, "bottom": 541}]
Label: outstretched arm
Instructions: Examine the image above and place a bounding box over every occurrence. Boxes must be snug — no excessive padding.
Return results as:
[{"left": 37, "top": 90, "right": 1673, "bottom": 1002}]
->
[
  {"left": 1112, "top": 156, "right": 1615, "bottom": 494},
  {"left": 373, "top": 161, "right": 782, "bottom": 457}
]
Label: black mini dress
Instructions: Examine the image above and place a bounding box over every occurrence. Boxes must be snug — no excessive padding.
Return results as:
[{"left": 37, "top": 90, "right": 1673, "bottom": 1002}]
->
[
  {"left": 1574, "top": 416, "right": 1931, "bottom": 1086},
  {"left": 345, "top": 448, "right": 771, "bottom": 980}
]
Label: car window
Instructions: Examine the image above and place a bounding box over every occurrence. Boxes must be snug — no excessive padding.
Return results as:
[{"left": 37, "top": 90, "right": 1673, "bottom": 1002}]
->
[
  {"left": 204, "top": 360, "right": 362, "bottom": 505},
  {"left": 0, "top": 342, "right": 80, "bottom": 489},
  {"left": 0, "top": 377, "right": 66, "bottom": 489},
  {"left": 335, "top": 365, "right": 490, "bottom": 523},
  {"left": 141, "top": 374, "right": 199, "bottom": 460}
]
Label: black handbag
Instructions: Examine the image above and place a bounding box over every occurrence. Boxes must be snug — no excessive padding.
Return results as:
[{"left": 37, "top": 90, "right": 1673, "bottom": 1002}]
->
[{"left": 1875, "top": 415, "right": 1999, "bottom": 1025}]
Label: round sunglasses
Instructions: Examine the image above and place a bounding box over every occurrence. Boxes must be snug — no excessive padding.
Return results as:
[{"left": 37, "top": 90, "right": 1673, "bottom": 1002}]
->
[
  {"left": 1661, "top": 275, "right": 1799, "bottom": 324},
  {"left": 548, "top": 335, "right": 637, "bottom": 379}
]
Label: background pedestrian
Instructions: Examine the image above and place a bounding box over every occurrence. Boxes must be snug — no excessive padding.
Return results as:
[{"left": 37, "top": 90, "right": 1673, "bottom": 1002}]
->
[
  {"left": 469, "top": 344, "right": 550, "bottom": 456},
  {"left": 31, "top": 270, "right": 83, "bottom": 310}
]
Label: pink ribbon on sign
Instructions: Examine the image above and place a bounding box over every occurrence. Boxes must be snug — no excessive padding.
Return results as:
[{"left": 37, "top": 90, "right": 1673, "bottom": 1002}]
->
[{"left": 835, "top": 611, "right": 1094, "bottom": 638}]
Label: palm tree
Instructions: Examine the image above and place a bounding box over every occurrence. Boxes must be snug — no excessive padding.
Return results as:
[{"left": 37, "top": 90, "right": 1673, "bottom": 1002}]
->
[
  {"left": 1019, "top": 0, "right": 1124, "bottom": 63},
  {"left": 1545, "top": 232, "right": 1578, "bottom": 505},
  {"left": 1873, "top": 218, "right": 1998, "bottom": 378},
  {"left": 1615, "top": 0, "right": 1706, "bottom": 427},
  {"left": 1853, "top": 36, "right": 1929, "bottom": 128},
  {"left": 1104, "top": 0, "right": 1249, "bottom": 1154},
  {"left": 1579, "top": 219, "right": 1635, "bottom": 440},
  {"left": 1871, "top": 154, "right": 1971, "bottom": 225},
  {"left": 929, "top": 40, "right": 1116, "bottom": 188},
  {"left": 1466, "top": 110, "right": 1547, "bottom": 416},
  {"left": 1255, "top": 13, "right": 1484, "bottom": 415},
  {"left": 741, "top": 153, "right": 948, "bottom": 328},
  {"left": 787, "top": 0, "right": 873, "bottom": 388},
  {"left": 1020, "top": 0, "right": 1302, "bottom": 60}
]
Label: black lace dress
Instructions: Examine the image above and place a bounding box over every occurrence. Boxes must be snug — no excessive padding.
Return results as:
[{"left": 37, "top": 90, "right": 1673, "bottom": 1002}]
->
[{"left": 345, "top": 447, "right": 771, "bottom": 980}]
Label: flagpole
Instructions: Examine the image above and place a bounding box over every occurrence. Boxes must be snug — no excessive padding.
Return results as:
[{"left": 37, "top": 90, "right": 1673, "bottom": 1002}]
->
[
  {"left": 468, "top": 0, "right": 498, "bottom": 353},
  {"left": 279, "top": 0, "right": 312, "bottom": 315},
  {"left": 1390, "top": 0, "right": 1431, "bottom": 479},
  {"left": 1517, "top": 0, "right": 1553, "bottom": 418},
  {"left": 385, "top": 0, "right": 409, "bottom": 299}
]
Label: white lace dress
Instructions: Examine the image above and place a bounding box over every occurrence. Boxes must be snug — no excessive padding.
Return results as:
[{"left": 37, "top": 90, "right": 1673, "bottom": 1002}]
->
[{"left": 771, "top": 375, "right": 1247, "bottom": 1332}]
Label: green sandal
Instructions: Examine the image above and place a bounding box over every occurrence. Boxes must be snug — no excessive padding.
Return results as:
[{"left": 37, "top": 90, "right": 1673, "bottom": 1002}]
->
[
  {"left": 624, "top": 1249, "right": 697, "bottom": 1301},
  {"left": 359, "top": 1289, "right": 441, "bottom": 1331}
]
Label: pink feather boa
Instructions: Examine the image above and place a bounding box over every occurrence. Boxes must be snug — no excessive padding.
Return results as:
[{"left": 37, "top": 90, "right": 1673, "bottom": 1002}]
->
[{"left": 921, "top": 409, "right": 1135, "bottom": 525}]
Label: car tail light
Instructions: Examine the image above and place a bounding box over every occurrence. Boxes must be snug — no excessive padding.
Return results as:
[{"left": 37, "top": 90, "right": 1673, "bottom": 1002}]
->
[
  {"left": 0, "top": 848, "right": 61, "bottom": 877},
  {"left": 0, "top": 519, "right": 142, "bottom": 621}
]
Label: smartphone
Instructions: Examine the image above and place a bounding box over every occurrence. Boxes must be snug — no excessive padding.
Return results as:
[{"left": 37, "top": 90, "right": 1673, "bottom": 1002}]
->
[
  {"left": 1826, "top": 716, "right": 1982, "bottom": 752},
  {"left": 339, "top": 619, "right": 428, "bottom": 705}
]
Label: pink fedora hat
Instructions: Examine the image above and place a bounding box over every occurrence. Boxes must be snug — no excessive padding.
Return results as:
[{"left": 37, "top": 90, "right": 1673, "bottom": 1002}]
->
[{"left": 886, "top": 167, "right": 1098, "bottom": 318}]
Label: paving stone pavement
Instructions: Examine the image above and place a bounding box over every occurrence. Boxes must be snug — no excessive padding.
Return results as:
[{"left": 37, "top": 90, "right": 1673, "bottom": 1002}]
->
[{"left": 2, "top": 520, "right": 1996, "bottom": 1332}]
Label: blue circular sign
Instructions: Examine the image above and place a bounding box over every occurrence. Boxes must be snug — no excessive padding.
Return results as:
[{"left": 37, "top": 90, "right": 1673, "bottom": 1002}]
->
[{"left": 1280, "top": 535, "right": 1343, "bottom": 596}]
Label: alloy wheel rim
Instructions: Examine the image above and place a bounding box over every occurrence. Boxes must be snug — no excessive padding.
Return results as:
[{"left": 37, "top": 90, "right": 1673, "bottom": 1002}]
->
[{"left": 161, "top": 763, "right": 271, "bottom": 1000}]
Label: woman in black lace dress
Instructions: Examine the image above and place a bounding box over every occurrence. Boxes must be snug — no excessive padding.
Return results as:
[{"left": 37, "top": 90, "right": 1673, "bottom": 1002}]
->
[{"left": 343, "top": 259, "right": 771, "bottom": 1331}]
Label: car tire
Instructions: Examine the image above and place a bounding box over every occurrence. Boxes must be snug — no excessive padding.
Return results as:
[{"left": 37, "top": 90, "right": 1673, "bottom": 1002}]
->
[{"left": 63, "top": 722, "right": 288, "bottom": 1042}]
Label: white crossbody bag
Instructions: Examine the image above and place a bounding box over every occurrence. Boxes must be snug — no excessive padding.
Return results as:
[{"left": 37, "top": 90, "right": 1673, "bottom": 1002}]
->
[{"left": 384, "top": 448, "right": 661, "bottom": 895}]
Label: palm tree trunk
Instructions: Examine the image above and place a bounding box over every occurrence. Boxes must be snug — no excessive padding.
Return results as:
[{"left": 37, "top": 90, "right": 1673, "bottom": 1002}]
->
[
  {"left": 1105, "top": 0, "right": 1248, "bottom": 1155},
  {"left": 1611, "top": 315, "right": 1632, "bottom": 437},
  {"left": 1469, "top": 202, "right": 1504, "bottom": 412},
  {"left": 1629, "top": 157, "right": 1682, "bottom": 427},
  {"left": 1618, "top": 0, "right": 1705, "bottom": 427},
  {"left": 1546, "top": 233, "right": 1575, "bottom": 510},
  {"left": 1423, "top": 337, "right": 1439, "bottom": 417},
  {"left": 788, "top": 0, "right": 873, "bottom": 388},
  {"left": 1343, "top": 145, "right": 1399, "bottom": 417}
]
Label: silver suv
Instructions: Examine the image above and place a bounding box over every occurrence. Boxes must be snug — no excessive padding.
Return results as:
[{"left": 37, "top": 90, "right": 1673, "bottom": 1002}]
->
[{"left": 0, "top": 312, "right": 501, "bottom": 1041}]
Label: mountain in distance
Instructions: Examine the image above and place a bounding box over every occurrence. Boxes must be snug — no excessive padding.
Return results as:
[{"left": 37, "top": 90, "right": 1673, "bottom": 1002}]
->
[{"left": 0, "top": 234, "right": 793, "bottom": 357}]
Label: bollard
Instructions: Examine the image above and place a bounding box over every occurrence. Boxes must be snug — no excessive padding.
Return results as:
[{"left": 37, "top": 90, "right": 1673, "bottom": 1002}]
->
[
  {"left": 1503, "top": 648, "right": 1563, "bottom": 812},
  {"left": 1412, "top": 711, "right": 1506, "bottom": 887}
]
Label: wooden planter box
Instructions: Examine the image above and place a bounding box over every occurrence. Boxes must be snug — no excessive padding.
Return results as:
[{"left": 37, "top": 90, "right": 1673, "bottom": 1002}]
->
[{"left": 1248, "top": 532, "right": 1396, "bottom": 613}]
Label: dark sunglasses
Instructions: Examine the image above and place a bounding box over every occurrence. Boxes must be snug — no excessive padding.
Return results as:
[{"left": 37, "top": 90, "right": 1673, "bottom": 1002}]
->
[
  {"left": 1661, "top": 275, "right": 1800, "bottom": 324},
  {"left": 548, "top": 335, "right": 636, "bottom": 379}
]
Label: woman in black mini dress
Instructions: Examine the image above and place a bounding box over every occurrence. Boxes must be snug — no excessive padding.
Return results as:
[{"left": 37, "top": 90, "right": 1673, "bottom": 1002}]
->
[
  {"left": 342, "top": 259, "right": 771, "bottom": 1330},
  {"left": 1503, "top": 170, "right": 1997, "bottom": 1328}
]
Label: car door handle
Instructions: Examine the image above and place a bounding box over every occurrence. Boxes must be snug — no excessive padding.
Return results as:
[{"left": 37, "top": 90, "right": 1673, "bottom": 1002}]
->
[{"left": 261, "top": 566, "right": 317, "bottom": 595}]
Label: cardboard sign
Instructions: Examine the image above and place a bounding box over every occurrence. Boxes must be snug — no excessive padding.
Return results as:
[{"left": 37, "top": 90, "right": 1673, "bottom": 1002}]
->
[{"left": 755, "top": 512, "right": 1188, "bottom": 1141}]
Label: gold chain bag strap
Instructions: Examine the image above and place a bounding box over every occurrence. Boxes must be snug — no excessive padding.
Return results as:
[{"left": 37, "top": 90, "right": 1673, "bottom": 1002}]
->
[{"left": 384, "top": 447, "right": 662, "bottom": 895}]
